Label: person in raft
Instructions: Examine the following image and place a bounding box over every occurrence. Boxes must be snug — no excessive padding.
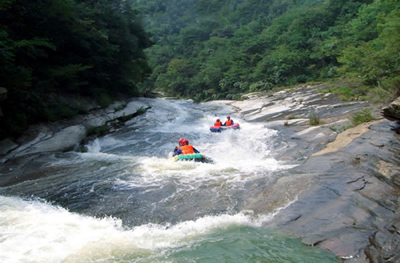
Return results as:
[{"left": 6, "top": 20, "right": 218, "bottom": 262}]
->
[
  {"left": 173, "top": 138, "right": 185, "bottom": 153},
  {"left": 214, "top": 118, "right": 222, "bottom": 126},
  {"left": 223, "top": 115, "right": 234, "bottom": 126},
  {"left": 173, "top": 139, "right": 200, "bottom": 156}
]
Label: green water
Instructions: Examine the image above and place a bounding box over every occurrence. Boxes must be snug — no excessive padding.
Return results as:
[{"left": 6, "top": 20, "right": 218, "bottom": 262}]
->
[
  {"left": 151, "top": 226, "right": 339, "bottom": 263},
  {"left": 59, "top": 225, "right": 339, "bottom": 263}
]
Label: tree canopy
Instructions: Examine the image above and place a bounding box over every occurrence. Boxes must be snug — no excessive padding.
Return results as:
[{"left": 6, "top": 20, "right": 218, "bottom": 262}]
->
[
  {"left": 1, "top": 0, "right": 399, "bottom": 139},
  {"left": 0, "top": 0, "right": 152, "bottom": 138},
  {"left": 133, "top": 0, "right": 399, "bottom": 101}
]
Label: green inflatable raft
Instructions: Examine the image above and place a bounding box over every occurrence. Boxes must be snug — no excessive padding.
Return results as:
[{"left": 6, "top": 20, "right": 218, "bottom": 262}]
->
[{"left": 173, "top": 153, "right": 213, "bottom": 163}]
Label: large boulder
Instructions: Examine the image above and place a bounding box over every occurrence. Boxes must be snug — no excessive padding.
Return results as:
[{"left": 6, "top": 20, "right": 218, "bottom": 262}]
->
[
  {"left": 9, "top": 125, "right": 87, "bottom": 159},
  {"left": 381, "top": 97, "right": 400, "bottom": 122},
  {"left": 381, "top": 97, "right": 400, "bottom": 133}
]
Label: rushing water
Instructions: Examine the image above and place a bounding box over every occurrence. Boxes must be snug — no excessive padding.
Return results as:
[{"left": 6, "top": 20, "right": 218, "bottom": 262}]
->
[{"left": 0, "top": 98, "right": 339, "bottom": 263}]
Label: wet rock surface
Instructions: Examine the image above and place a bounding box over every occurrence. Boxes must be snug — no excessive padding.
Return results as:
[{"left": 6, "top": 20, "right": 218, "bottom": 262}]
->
[
  {"left": 268, "top": 121, "right": 400, "bottom": 262},
  {"left": 0, "top": 99, "right": 150, "bottom": 163},
  {"left": 226, "top": 85, "right": 400, "bottom": 262}
]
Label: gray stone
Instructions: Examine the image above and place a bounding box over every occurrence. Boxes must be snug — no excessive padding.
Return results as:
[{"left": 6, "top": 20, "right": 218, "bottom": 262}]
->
[
  {"left": 13, "top": 125, "right": 86, "bottom": 157},
  {"left": 207, "top": 86, "right": 399, "bottom": 262},
  {"left": 0, "top": 139, "right": 18, "bottom": 155},
  {"left": 381, "top": 97, "right": 400, "bottom": 123}
]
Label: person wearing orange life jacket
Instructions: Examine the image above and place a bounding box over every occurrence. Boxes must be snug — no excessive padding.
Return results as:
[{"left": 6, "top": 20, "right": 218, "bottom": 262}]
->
[
  {"left": 223, "top": 115, "right": 234, "bottom": 126},
  {"left": 173, "top": 138, "right": 185, "bottom": 153},
  {"left": 173, "top": 139, "right": 200, "bottom": 156},
  {"left": 214, "top": 119, "right": 222, "bottom": 126}
]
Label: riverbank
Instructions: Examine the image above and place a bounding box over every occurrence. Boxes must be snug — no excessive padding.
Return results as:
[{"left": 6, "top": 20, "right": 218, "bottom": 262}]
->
[
  {"left": 220, "top": 85, "right": 400, "bottom": 262},
  {"left": 0, "top": 99, "right": 151, "bottom": 164},
  {"left": 0, "top": 84, "right": 399, "bottom": 262},
  {"left": 0, "top": 98, "right": 152, "bottom": 186}
]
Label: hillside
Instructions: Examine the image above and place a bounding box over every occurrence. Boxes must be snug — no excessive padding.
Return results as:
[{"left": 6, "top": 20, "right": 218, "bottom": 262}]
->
[
  {"left": 1, "top": 0, "right": 399, "bottom": 140},
  {"left": 0, "top": 0, "right": 152, "bottom": 139},
  {"left": 134, "top": 0, "right": 400, "bottom": 102}
]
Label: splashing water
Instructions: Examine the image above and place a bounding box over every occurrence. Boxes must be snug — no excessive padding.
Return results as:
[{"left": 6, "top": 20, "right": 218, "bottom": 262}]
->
[
  {"left": 0, "top": 196, "right": 338, "bottom": 263},
  {"left": 0, "top": 98, "right": 339, "bottom": 262}
]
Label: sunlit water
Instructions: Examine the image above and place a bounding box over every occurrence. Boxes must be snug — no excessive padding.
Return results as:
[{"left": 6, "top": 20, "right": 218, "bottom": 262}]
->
[{"left": 0, "top": 98, "right": 339, "bottom": 262}]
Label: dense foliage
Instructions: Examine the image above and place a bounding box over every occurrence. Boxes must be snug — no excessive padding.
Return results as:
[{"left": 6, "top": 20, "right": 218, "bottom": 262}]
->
[
  {"left": 1, "top": 0, "right": 399, "bottom": 139},
  {"left": 0, "top": 0, "right": 152, "bottom": 138},
  {"left": 132, "top": 0, "right": 399, "bottom": 101}
]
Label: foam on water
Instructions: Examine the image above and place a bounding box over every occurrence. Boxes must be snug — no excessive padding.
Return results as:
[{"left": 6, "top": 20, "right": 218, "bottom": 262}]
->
[
  {"left": 0, "top": 196, "right": 122, "bottom": 263},
  {"left": 78, "top": 99, "right": 296, "bottom": 193},
  {"left": 0, "top": 195, "right": 283, "bottom": 263}
]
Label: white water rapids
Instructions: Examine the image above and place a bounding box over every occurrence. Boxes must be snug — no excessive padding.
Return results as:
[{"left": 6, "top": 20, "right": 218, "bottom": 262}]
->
[{"left": 0, "top": 98, "right": 339, "bottom": 263}]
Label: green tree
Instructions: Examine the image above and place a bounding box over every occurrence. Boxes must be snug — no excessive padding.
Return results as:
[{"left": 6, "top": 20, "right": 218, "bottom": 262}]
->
[
  {"left": 133, "top": 0, "right": 397, "bottom": 102},
  {"left": 0, "top": 0, "right": 152, "bottom": 139},
  {"left": 338, "top": 0, "right": 400, "bottom": 100}
]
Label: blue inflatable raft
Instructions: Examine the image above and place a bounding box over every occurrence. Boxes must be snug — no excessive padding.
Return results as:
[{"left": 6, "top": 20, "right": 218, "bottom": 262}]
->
[{"left": 210, "top": 123, "right": 240, "bottom": 132}]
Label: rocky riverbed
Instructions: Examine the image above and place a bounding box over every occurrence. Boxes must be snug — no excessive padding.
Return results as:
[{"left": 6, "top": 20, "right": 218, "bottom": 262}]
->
[
  {"left": 225, "top": 85, "right": 400, "bottom": 262},
  {"left": 0, "top": 84, "right": 399, "bottom": 262}
]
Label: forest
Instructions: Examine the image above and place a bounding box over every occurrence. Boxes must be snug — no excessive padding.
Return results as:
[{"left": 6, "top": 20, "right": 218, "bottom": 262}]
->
[
  {"left": 1, "top": 0, "right": 399, "bottom": 139},
  {"left": 0, "top": 0, "right": 152, "bottom": 138},
  {"left": 134, "top": 0, "right": 399, "bottom": 102}
]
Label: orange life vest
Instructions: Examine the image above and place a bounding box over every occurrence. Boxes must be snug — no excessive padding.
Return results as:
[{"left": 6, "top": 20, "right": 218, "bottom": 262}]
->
[
  {"left": 214, "top": 121, "right": 222, "bottom": 126},
  {"left": 225, "top": 119, "right": 233, "bottom": 126},
  {"left": 181, "top": 145, "right": 195, "bottom": 155}
]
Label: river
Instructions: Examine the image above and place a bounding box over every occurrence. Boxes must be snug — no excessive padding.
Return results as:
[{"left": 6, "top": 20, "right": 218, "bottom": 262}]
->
[{"left": 0, "top": 98, "right": 339, "bottom": 262}]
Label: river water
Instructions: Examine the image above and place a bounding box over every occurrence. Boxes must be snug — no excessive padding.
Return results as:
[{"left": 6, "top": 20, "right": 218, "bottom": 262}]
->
[{"left": 0, "top": 98, "right": 339, "bottom": 262}]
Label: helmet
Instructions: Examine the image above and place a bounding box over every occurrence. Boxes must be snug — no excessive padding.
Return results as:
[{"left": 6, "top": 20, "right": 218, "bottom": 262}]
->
[
  {"left": 178, "top": 138, "right": 185, "bottom": 146},
  {"left": 183, "top": 139, "right": 189, "bottom": 146},
  {"left": 216, "top": 119, "right": 220, "bottom": 122},
  {"left": 227, "top": 115, "right": 230, "bottom": 119}
]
